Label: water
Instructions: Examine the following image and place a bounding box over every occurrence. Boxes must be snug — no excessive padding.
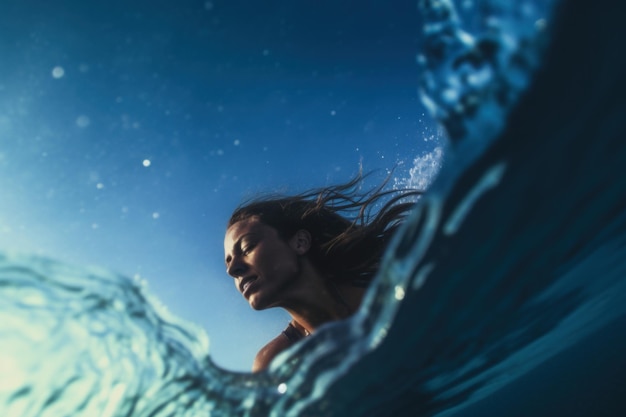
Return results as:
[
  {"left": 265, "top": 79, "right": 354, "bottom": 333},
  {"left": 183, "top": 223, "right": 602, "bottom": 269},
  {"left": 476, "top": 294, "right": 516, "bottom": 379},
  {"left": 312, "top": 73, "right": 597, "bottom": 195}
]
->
[{"left": 2, "top": 0, "right": 626, "bottom": 415}]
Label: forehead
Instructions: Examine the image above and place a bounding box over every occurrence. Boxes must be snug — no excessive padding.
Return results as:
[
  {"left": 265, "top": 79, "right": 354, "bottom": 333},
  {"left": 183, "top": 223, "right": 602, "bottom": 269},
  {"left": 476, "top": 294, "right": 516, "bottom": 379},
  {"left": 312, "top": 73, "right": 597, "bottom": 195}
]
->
[{"left": 224, "top": 216, "right": 272, "bottom": 249}]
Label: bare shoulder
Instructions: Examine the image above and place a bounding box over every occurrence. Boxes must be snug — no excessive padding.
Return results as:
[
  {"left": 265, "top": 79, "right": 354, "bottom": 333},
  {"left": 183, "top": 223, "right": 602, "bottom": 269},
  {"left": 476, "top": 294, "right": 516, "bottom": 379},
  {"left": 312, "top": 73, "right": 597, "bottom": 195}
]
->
[{"left": 252, "top": 332, "right": 294, "bottom": 372}]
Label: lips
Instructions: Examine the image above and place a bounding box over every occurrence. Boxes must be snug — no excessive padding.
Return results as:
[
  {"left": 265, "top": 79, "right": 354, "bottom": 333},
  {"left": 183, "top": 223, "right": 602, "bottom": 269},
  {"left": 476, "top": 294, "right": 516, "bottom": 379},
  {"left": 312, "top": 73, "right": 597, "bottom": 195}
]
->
[{"left": 239, "top": 276, "right": 258, "bottom": 296}]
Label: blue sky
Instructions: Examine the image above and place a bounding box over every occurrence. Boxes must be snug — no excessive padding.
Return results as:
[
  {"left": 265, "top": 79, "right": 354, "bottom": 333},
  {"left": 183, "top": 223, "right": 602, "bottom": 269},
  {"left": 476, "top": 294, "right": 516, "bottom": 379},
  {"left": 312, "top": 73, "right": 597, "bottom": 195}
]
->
[{"left": 0, "top": 0, "right": 443, "bottom": 371}]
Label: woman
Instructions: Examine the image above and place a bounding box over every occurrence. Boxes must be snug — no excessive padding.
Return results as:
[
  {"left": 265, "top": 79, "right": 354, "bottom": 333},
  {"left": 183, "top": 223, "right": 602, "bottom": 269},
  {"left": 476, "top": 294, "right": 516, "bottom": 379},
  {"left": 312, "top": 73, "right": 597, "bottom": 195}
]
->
[{"left": 224, "top": 172, "right": 420, "bottom": 372}]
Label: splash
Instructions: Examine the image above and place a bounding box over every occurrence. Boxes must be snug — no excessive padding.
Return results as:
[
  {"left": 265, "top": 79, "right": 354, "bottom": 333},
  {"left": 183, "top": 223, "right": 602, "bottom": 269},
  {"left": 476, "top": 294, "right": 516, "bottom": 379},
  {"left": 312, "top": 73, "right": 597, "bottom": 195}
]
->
[
  {"left": 418, "top": 0, "right": 553, "bottom": 147},
  {"left": 395, "top": 146, "right": 445, "bottom": 191}
]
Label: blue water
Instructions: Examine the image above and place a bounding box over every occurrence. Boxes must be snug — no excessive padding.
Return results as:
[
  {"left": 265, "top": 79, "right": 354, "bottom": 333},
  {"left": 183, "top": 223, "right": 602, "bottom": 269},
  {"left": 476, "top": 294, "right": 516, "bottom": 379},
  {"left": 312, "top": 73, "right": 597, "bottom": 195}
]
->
[{"left": 2, "top": 0, "right": 626, "bottom": 416}]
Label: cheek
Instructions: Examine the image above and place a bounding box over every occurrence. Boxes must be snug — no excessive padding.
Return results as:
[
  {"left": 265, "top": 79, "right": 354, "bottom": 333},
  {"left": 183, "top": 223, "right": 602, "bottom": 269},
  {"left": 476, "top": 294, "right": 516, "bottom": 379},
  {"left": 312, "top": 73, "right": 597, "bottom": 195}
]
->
[
  {"left": 256, "top": 245, "right": 299, "bottom": 278},
  {"left": 271, "top": 255, "right": 300, "bottom": 277}
]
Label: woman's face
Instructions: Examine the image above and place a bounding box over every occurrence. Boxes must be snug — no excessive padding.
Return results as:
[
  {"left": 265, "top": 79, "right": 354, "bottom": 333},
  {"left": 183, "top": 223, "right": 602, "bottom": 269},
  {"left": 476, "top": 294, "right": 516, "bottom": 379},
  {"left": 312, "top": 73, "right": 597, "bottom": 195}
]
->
[{"left": 224, "top": 216, "right": 304, "bottom": 310}]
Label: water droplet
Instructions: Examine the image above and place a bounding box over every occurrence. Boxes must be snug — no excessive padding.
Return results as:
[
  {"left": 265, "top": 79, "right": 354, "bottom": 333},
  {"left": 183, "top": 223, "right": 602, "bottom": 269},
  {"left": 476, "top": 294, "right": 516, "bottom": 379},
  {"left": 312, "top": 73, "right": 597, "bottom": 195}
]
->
[
  {"left": 535, "top": 18, "right": 547, "bottom": 31},
  {"left": 394, "top": 285, "right": 405, "bottom": 300},
  {"left": 76, "top": 115, "right": 91, "bottom": 128},
  {"left": 51, "top": 66, "right": 65, "bottom": 79}
]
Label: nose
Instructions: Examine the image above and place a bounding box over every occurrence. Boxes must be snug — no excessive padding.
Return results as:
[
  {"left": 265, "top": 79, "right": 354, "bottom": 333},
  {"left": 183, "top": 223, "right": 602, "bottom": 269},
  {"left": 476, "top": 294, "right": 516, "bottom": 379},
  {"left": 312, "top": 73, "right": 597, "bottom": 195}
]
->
[{"left": 226, "top": 256, "right": 248, "bottom": 278}]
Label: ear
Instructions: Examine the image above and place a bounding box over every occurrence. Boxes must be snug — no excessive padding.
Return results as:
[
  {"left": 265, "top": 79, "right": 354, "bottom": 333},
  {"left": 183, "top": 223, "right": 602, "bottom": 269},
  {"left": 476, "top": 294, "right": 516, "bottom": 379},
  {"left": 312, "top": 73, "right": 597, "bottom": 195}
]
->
[{"left": 289, "top": 229, "right": 312, "bottom": 255}]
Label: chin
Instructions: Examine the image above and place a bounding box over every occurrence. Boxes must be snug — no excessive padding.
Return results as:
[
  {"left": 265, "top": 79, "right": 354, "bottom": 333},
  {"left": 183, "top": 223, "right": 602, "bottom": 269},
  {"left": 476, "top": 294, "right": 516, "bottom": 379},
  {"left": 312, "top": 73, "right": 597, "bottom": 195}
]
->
[
  {"left": 247, "top": 294, "right": 268, "bottom": 311},
  {"left": 248, "top": 292, "right": 278, "bottom": 311}
]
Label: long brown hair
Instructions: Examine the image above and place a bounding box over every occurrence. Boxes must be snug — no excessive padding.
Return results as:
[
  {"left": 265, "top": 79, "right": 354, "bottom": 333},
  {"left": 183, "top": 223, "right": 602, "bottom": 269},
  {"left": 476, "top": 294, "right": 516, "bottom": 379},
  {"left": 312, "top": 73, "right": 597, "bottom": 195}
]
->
[{"left": 227, "top": 171, "right": 421, "bottom": 286}]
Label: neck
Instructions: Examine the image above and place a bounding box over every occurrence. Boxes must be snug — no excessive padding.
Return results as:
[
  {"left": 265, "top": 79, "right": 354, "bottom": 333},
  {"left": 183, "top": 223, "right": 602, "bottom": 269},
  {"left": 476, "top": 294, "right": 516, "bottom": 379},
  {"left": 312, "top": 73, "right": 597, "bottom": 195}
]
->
[
  {"left": 282, "top": 281, "right": 366, "bottom": 336},
  {"left": 271, "top": 256, "right": 367, "bottom": 335}
]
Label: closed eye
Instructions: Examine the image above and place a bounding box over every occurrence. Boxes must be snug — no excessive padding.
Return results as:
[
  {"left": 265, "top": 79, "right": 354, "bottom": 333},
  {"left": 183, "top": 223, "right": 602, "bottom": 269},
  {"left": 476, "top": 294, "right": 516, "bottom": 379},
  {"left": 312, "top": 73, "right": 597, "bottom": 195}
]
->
[
  {"left": 241, "top": 243, "right": 256, "bottom": 255},
  {"left": 225, "top": 232, "right": 259, "bottom": 267},
  {"left": 225, "top": 242, "right": 256, "bottom": 267}
]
